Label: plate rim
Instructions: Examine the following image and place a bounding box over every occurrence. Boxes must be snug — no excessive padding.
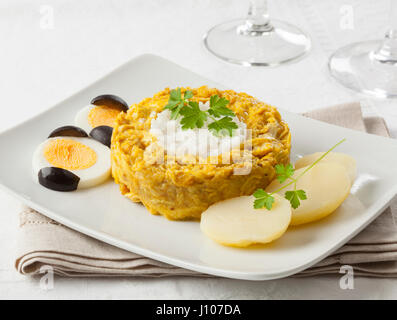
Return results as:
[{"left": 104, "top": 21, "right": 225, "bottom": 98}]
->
[{"left": 4, "top": 182, "right": 397, "bottom": 280}]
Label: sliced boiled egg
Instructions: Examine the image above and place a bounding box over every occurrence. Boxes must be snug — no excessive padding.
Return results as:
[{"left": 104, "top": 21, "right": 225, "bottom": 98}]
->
[
  {"left": 75, "top": 94, "right": 128, "bottom": 133},
  {"left": 33, "top": 135, "right": 111, "bottom": 190}
]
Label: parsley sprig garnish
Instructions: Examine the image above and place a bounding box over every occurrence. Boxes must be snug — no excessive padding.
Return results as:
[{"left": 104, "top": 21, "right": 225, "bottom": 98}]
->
[
  {"left": 208, "top": 95, "right": 235, "bottom": 117},
  {"left": 180, "top": 101, "right": 207, "bottom": 129},
  {"left": 164, "top": 88, "right": 193, "bottom": 119},
  {"left": 208, "top": 116, "right": 238, "bottom": 137},
  {"left": 253, "top": 189, "right": 275, "bottom": 210},
  {"left": 164, "top": 88, "right": 238, "bottom": 137},
  {"left": 254, "top": 138, "right": 346, "bottom": 210}
]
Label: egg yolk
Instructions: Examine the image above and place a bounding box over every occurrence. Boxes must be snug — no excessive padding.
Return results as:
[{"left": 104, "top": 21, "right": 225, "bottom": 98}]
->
[
  {"left": 44, "top": 139, "right": 97, "bottom": 170},
  {"left": 88, "top": 105, "right": 122, "bottom": 128}
]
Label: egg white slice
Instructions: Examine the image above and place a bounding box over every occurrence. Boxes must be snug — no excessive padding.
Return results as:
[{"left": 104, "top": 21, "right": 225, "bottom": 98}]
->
[
  {"left": 74, "top": 104, "right": 95, "bottom": 134},
  {"left": 32, "top": 137, "right": 111, "bottom": 189}
]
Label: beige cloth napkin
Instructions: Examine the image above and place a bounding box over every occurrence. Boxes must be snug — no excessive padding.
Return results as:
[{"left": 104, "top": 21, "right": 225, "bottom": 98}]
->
[{"left": 15, "top": 102, "right": 397, "bottom": 278}]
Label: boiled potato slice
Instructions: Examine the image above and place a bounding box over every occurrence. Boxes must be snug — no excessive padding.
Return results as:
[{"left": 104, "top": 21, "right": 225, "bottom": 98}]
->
[
  {"left": 200, "top": 194, "right": 291, "bottom": 247},
  {"left": 295, "top": 152, "right": 357, "bottom": 183},
  {"left": 266, "top": 163, "right": 351, "bottom": 226}
]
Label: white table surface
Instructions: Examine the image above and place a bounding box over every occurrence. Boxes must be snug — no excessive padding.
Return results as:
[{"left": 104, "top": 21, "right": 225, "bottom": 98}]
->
[{"left": 1, "top": 0, "right": 397, "bottom": 299}]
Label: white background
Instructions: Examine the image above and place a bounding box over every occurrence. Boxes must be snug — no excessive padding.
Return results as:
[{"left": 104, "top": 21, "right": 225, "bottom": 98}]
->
[{"left": 1, "top": 0, "right": 397, "bottom": 299}]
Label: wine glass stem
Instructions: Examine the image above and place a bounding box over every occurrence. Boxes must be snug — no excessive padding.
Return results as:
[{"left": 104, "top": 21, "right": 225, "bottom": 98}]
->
[
  {"left": 390, "top": 0, "right": 397, "bottom": 32},
  {"left": 248, "top": 0, "right": 270, "bottom": 27},
  {"left": 373, "top": 0, "right": 397, "bottom": 63},
  {"left": 238, "top": 0, "right": 273, "bottom": 36}
]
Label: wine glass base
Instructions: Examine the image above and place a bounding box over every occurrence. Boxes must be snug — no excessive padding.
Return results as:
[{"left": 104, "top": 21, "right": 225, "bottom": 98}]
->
[
  {"left": 203, "top": 19, "right": 311, "bottom": 67},
  {"left": 329, "top": 40, "right": 397, "bottom": 99}
]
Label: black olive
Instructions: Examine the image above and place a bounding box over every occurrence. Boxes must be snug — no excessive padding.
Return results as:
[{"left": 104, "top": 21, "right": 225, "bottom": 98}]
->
[
  {"left": 48, "top": 125, "right": 88, "bottom": 138},
  {"left": 90, "top": 94, "right": 129, "bottom": 112},
  {"left": 89, "top": 125, "right": 113, "bottom": 148},
  {"left": 38, "top": 167, "right": 80, "bottom": 192}
]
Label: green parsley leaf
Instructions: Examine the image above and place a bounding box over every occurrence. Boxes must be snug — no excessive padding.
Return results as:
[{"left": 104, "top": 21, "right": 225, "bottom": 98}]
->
[
  {"left": 208, "top": 95, "right": 235, "bottom": 118},
  {"left": 169, "top": 102, "right": 185, "bottom": 120},
  {"left": 179, "top": 101, "right": 208, "bottom": 130},
  {"left": 183, "top": 90, "right": 193, "bottom": 99},
  {"left": 164, "top": 89, "right": 193, "bottom": 119},
  {"left": 253, "top": 188, "right": 267, "bottom": 198},
  {"left": 208, "top": 117, "right": 238, "bottom": 137},
  {"left": 169, "top": 88, "right": 182, "bottom": 101},
  {"left": 285, "top": 190, "right": 307, "bottom": 209},
  {"left": 253, "top": 189, "right": 275, "bottom": 210},
  {"left": 275, "top": 164, "right": 295, "bottom": 184}
]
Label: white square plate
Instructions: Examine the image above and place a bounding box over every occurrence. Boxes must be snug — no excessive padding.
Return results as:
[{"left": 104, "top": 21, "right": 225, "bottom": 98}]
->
[{"left": 1, "top": 54, "right": 397, "bottom": 280}]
